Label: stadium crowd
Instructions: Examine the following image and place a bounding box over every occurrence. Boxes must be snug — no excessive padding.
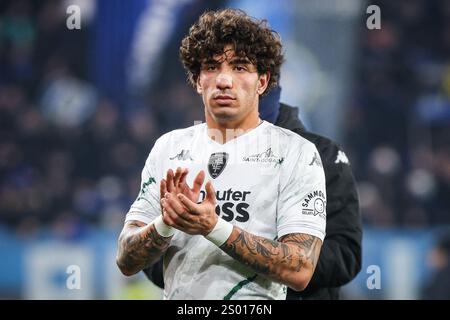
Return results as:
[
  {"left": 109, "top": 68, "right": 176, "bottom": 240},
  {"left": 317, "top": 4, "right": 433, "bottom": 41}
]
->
[{"left": 0, "top": 0, "right": 449, "bottom": 239}]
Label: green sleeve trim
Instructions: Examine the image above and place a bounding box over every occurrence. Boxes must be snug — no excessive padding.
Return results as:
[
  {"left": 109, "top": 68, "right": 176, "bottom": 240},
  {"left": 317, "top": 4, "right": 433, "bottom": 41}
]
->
[{"left": 223, "top": 274, "right": 258, "bottom": 300}]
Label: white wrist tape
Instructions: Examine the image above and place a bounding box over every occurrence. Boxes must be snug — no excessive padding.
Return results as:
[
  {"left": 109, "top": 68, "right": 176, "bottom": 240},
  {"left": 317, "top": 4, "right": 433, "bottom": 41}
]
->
[
  {"left": 205, "top": 218, "right": 233, "bottom": 247},
  {"left": 153, "top": 216, "right": 175, "bottom": 237}
]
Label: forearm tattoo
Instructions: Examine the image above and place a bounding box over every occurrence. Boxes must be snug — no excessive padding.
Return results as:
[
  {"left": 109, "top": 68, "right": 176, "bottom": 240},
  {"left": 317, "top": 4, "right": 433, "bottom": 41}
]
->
[
  {"left": 116, "top": 220, "right": 171, "bottom": 275},
  {"left": 220, "top": 227, "right": 321, "bottom": 281}
]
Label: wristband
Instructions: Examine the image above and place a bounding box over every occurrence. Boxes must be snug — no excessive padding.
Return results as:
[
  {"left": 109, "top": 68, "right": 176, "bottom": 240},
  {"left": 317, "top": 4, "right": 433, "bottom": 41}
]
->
[
  {"left": 153, "top": 216, "right": 175, "bottom": 237},
  {"left": 205, "top": 218, "right": 233, "bottom": 247}
]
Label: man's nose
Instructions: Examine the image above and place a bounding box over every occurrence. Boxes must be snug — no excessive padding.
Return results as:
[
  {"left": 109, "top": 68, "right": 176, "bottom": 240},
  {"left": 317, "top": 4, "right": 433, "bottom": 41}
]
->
[{"left": 216, "top": 72, "right": 232, "bottom": 89}]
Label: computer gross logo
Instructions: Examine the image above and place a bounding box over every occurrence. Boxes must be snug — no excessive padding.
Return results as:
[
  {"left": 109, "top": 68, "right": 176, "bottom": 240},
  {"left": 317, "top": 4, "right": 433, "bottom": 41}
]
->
[{"left": 199, "top": 188, "right": 250, "bottom": 222}]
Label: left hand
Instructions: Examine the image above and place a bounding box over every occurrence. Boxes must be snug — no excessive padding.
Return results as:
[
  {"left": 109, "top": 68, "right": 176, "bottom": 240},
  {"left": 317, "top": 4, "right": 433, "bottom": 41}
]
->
[{"left": 161, "top": 179, "right": 218, "bottom": 236}]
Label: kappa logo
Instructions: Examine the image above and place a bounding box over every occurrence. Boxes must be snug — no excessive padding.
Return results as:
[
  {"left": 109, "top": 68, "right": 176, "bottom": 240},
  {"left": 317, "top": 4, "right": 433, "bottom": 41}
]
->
[
  {"left": 242, "top": 147, "right": 284, "bottom": 166},
  {"left": 170, "top": 149, "right": 194, "bottom": 161},
  {"left": 309, "top": 152, "right": 323, "bottom": 167},
  {"left": 208, "top": 152, "right": 228, "bottom": 179},
  {"left": 335, "top": 150, "right": 349, "bottom": 165}
]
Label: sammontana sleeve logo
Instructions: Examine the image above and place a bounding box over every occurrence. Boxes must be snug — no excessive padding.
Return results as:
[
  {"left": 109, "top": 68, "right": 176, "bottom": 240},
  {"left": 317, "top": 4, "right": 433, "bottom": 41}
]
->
[{"left": 301, "top": 190, "right": 326, "bottom": 219}]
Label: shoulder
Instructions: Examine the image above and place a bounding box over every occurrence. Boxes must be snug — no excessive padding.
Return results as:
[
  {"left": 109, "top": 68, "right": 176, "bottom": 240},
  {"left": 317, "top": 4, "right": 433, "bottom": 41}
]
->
[
  {"left": 146, "top": 123, "right": 204, "bottom": 161},
  {"left": 154, "top": 123, "right": 205, "bottom": 146},
  {"left": 263, "top": 123, "right": 322, "bottom": 172},
  {"left": 266, "top": 122, "right": 317, "bottom": 153},
  {"left": 293, "top": 129, "right": 350, "bottom": 166}
]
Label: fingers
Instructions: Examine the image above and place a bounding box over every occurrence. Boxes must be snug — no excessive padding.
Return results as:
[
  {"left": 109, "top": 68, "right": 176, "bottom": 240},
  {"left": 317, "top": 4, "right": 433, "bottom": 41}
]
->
[
  {"left": 192, "top": 170, "right": 205, "bottom": 193},
  {"left": 160, "top": 179, "right": 168, "bottom": 214},
  {"left": 167, "top": 167, "right": 189, "bottom": 192},
  {"left": 178, "top": 193, "right": 200, "bottom": 214},
  {"left": 161, "top": 197, "right": 196, "bottom": 229},
  {"left": 205, "top": 181, "right": 216, "bottom": 204},
  {"left": 173, "top": 167, "right": 182, "bottom": 189},
  {"left": 166, "top": 169, "right": 175, "bottom": 192},
  {"left": 161, "top": 207, "right": 175, "bottom": 226},
  {"left": 165, "top": 192, "right": 185, "bottom": 214},
  {"left": 179, "top": 168, "right": 189, "bottom": 188},
  {"left": 161, "top": 198, "right": 180, "bottom": 220},
  {"left": 175, "top": 167, "right": 189, "bottom": 192},
  {"left": 160, "top": 179, "right": 167, "bottom": 199}
]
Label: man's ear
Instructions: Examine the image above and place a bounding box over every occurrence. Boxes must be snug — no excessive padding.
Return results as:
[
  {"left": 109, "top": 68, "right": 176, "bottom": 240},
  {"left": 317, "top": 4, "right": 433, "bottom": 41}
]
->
[
  {"left": 257, "top": 72, "right": 270, "bottom": 95},
  {"left": 196, "top": 76, "right": 203, "bottom": 94}
]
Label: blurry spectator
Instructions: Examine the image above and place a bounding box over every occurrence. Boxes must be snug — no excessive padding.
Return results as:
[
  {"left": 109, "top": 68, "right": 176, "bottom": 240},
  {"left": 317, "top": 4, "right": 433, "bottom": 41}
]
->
[
  {"left": 345, "top": 0, "right": 450, "bottom": 227},
  {"left": 0, "top": 0, "right": 449, "bottom": 234},
  {"left": 39, "top": 65, "right": 98, "bottom": 128},
  {"left": 422, "top": 231, "right": 450, "bottom": 299},
  {"left": 0, "top": 0, "right": 35, "bottom": 85}
]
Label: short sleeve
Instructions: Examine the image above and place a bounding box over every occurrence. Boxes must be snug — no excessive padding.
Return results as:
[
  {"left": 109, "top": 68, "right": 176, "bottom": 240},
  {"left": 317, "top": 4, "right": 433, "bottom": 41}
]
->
[
  {"left": 277, "top": 141, "right": 327, "bottom": 242},
  {"left": 125, "top": 140, "right": 162, "bottom": 225}
]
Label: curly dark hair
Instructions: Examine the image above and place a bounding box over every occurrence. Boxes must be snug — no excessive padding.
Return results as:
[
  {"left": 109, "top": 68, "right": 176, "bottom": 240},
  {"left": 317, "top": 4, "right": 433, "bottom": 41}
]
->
[{"left": 180, "top": 9, "right": 284, "bottom": 95}]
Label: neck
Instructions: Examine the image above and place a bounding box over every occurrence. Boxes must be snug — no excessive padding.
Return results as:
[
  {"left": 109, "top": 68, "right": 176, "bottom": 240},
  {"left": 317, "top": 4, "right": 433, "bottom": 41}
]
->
[{"left": 205, "top": 109, "right": 262, "bottom": 144}]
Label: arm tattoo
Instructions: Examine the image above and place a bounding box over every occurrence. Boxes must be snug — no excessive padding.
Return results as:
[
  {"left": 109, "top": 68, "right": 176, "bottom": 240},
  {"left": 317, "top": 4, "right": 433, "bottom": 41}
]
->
[
  {"left": 280, "top": 233, "right": 321, "bottom": 270},
  {"left": 116, "top": 220, "right": 172, "bottom": 275},
  {"left": 220, "top": 227, "right": 321, "bottom": 283}
]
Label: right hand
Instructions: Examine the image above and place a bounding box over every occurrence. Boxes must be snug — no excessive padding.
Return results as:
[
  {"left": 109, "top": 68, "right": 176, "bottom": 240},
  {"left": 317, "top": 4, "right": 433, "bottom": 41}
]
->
[
  {"left": 160, "top": 168, "right": 205, "bottom": 224},
  {"left": 164, "top": 167, "right": 205, "bottom": 203}
]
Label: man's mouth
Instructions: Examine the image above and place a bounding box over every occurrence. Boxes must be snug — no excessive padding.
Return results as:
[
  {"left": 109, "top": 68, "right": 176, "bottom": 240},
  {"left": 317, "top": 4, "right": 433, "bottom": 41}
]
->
[{"left": 213, "top": 94, "right": 235, "bottom": 106}]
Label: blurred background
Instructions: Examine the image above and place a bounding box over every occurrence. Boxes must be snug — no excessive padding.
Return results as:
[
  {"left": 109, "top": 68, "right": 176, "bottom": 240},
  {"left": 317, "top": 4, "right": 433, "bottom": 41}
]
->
[{"left": 0, "top": 0, "right": 449, "bottom": 299}]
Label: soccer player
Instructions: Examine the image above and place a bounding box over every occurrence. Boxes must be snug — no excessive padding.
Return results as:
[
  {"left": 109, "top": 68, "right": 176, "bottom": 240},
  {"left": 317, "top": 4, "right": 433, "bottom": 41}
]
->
[
  {"left": 144, "top": 88, "right": 362, "bottom": 300},
  {"left": 116, "top": 9, "right": 327, "bottom": 299}
]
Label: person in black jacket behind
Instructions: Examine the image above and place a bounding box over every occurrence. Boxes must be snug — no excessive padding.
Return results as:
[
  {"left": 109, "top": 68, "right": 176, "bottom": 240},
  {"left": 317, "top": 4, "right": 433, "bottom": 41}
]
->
[{"left": 143, "top": 86, "right": 362, "bottom": 299}]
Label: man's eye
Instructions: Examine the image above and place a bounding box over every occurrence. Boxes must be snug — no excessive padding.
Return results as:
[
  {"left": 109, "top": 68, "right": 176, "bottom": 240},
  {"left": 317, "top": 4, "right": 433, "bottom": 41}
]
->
[
  {"left": 206, "top": 65, "right": 217, "bottom": 71},
  {"left": 235, "top": 65, "right": 247, "bottom": 71}
]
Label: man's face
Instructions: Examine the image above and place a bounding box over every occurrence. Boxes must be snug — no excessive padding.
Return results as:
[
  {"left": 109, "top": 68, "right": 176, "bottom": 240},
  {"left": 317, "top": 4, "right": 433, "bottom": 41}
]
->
[{"left": 196, "top": 45, "right": 269, "bottom": 125}]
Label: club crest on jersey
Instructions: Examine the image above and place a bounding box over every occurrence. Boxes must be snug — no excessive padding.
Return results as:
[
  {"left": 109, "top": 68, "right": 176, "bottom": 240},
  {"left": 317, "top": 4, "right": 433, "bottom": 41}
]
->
[{"left": 208, "top": 152, "right": 228, "bottom": 179}]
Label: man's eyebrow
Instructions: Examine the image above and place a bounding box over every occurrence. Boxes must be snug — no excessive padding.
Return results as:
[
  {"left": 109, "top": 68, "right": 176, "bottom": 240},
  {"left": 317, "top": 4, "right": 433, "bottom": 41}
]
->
[
  {"left": 201, "top": 57, "right": 253, "bottom": 66},
  {"left": 202, "top": 58, "right": 220, "bottom": 65},
  {"left": 229, "top": 58, "right": 252, "bottom": 65}
]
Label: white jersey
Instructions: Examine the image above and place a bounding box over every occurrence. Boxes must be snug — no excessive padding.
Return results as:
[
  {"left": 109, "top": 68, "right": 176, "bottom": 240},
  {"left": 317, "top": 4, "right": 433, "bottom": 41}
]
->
[{"left": 125, "top": 121, "right": 326, "bottom": 300}]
